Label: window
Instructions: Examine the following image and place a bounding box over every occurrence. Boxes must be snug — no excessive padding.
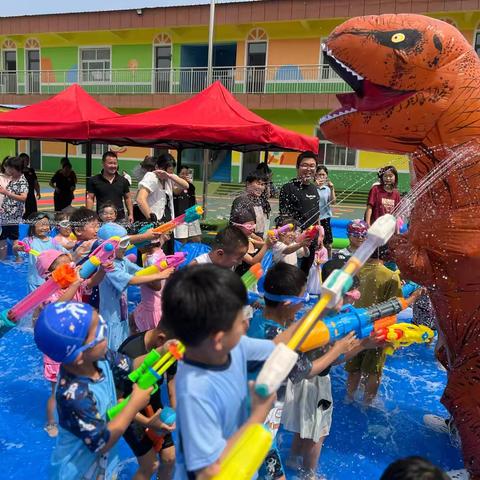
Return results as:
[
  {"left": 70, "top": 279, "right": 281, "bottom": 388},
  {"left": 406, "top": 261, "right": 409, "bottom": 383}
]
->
[
  {"left": 80, "top": 143, "right": 108, "bottom": 156},
  {"left": 316, "top": 127, "right": 356, "bottom": 167},
  {"left": 80, "top": 48, "right": 111, "bottom": 82}
]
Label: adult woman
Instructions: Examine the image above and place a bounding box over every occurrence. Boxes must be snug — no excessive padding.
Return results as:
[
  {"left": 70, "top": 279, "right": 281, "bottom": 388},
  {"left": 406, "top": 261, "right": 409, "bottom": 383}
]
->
[
  {"left": 49, "top": 158, "right": 77, "bottom": 211},
  {"left": 315, "top": 165, "right": 336, "bottom": 258},
  {"left": 136, "top": 154, "right": 188, "bottom": 254},
  {"left": 0, "top": 156, "right": 28, "bottom": 260},
  {"left": 19, "top": 152, "right": 40, "bottom": 218}
]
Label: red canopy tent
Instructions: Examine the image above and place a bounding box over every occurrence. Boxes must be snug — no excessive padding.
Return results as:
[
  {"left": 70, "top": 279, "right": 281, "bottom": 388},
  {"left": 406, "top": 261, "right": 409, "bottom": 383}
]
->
[
  {"left": 90, "top": 81, "right": 318, "bottom": 153},
  {"left": 0, "top": 84, "right": 119, "bottom": 142}
]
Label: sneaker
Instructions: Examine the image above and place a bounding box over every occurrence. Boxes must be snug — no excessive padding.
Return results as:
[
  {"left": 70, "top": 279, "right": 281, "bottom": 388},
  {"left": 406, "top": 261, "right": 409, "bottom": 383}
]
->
[
  {"left": 44, "top": 423, "right": 58, "bottom": 438},
  {"left": 447, "top": 468, "right": 470, "bottom": 479},
  {"left": 423, "top": 414, "right": 450, "bottom": 434}
]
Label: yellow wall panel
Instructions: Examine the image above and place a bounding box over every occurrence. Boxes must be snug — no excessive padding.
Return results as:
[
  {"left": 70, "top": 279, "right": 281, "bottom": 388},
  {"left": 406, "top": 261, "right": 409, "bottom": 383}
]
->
[
  {"left": 357, "top": 150, "right": 408, "bottom": 171},
  {"left": 268, "top": 38, "right": 320, "bottom": 65}
]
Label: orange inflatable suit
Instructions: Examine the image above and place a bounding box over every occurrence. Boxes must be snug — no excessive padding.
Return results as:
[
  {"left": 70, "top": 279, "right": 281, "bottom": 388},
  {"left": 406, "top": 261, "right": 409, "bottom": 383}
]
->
[{"left": 320, "top": 14, "right": 480, "bottom": 478}]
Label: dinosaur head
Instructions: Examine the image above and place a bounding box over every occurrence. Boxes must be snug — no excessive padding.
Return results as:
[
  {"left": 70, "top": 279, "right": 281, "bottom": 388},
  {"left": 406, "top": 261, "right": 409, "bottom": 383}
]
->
[{"left": 319, "top": 14, "right": 477, "bottom": 155}]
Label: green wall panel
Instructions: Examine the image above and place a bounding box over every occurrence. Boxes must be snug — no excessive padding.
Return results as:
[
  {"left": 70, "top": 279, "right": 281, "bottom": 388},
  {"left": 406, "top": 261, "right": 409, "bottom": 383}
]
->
[
  {"left": 112, "top": 44, "right": 152, "bottom": 70},
  {"left": 42, "top": 47, "right": 78, "bottom": 72},
  {"left": 0, "top": 139, "right": 16, "bottom": 159}
]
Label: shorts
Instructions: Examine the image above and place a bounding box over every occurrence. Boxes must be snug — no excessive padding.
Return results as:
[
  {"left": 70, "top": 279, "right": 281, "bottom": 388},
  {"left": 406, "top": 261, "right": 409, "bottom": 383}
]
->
[
  {"left": 43, "top": 355, "right": 61, "bottom": 383},
  {"left": 174, "top": 220, "right": 202, "bottom": 239},
  {"left": 123, "top": 422, "right": 174, "bottom": 458},
  {"left": 282, "top": 375, "right": 333, "bottom": 443},
  {"left": 320, "top": 217, "right": 333, "bottom": 246},
  {"left": 344, "top": 348, "right": 387, "bottom": 375},
  {"left": 259, "top": 447, "right": 285, "bottom": 480},
  {"left": 0, "top": 225, "right": 19, "bottom": 241}
]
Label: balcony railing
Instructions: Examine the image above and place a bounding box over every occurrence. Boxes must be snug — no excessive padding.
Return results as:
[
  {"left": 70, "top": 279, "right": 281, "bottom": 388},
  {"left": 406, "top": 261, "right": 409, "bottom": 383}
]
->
[{"left": 0, "top": 65, "right": 351, "bottom": 96}]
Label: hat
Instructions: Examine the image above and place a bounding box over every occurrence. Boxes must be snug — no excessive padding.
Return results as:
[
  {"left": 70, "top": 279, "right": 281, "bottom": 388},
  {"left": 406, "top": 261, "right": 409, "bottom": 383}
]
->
[
  {"left": 97, "top": 222, "right": 128, "bottom": 240},
  {"left": 347, "top": 219, "right": 368, "bottom": 238},
  {"left": 36, "top": 249, "right": 66, "bottom": 278},
  {"left": 34, "top": 302, "right": 94, "bottom": 363}
]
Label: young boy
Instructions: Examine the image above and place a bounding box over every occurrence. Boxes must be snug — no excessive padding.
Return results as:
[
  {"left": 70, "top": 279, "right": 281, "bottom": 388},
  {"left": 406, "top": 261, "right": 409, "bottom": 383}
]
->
[
  {"left": 334, "top": 219, "right": 368, "bottom": 260},
  {"left": 161, "top": 264, "right": 299, "bottom": 479},
  {"left": 33, "top": 302, "right": 153, "bottom": 479},
  {"left": 97, "top": 222, "right": 174, "bottom": 350},
  {"left": 190, "top": 225, "right": 248, "bottom": 270},
  {"left": 118, "top": 324, "right": 176, "bottom": 480},
  {"left": 344, "top": 247, "right": 403, "bottom": 406},
  {"left": 69, "top": 207, "right": 100, "bottom": 264},
  {"left": 271, "top": 217, "right": 311, "bottom": 266}
]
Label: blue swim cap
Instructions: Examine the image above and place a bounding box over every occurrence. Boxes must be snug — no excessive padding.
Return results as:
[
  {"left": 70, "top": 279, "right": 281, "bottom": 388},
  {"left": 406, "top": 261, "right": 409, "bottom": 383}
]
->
[
  {"left": 34, "top": 302, "right": 94, "bottom": 363},
  {"left": 97, "top": 222, "right": 128, "bottom": 240}
]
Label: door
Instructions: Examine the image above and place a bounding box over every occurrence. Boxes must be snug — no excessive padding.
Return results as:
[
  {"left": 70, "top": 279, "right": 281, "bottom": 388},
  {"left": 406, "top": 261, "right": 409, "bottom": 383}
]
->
[
  {"left": 29, "top": 140, "right": 41, "bottom": 170},
  {"left": 3, "top": 51, "right": 17, "bottom": 93},
  {"left": 246, "top": 42, "right": 266, "bottom": 93},
  {"left": 154, "top": 46, "right": 171, "bottom": 93},
  {"left": 26, "top": 50, "right": 40, "bottom": 93}
]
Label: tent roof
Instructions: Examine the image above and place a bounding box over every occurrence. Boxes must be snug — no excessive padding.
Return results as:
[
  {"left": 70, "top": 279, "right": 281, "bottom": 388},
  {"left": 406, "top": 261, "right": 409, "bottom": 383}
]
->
[
  {"left": 0, "top": 84, "right": 119, "bottom": 142},
  {"left": 90, "top": 81, "right": 318, "bottom": 153}
]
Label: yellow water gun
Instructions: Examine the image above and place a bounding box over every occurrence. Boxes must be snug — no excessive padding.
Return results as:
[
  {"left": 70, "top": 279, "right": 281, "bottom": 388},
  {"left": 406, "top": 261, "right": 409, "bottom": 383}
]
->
[{"left": 377, "top": 323, "right": 435, "bottom": 355}]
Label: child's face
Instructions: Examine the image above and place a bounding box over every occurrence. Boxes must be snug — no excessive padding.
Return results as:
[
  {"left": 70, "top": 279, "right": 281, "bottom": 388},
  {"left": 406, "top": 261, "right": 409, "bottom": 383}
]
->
[
  {"left": 34, "top": 217, "right": 51, "bottom": 238},
  {"left": 81, "top": 311, "right": 108, "bottom": 362},
  {"left": 99, "top": 207, "right": 117, "bottom": 223},
  {"left": 76, "top": 219, "right": 100, "bottom": 240},
  {"left": 58, "top": 225, "right": 72, "bottom": 237},
  {"left": 215, "top": 245, "right": 248, "bottom": 269},
  {"left": 315, "top": 170, "right": 328, "bottom": 186},
  {"left": 49, "top": 254, "right": 72, "bottom": 272},
  {"left": 349, "top": 235, "right": 365, "bottom": 250},
  {"left": 246, "top": 180, "right": 265, "bottom": 197},
  {"left": 280, "top": 229, "right": 296, "bottom": 245},
  {"left": 382, "top": 171, "right": 396, "bottom": 186}
]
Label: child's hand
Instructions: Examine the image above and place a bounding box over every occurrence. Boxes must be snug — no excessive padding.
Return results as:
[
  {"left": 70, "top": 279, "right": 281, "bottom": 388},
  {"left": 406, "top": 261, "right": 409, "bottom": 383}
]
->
[
  {"left": 265, "top": 235, "right": 276, "bottom": 248},
  {"left": 248, "top": 381, "right": 276, "bottom": 422},
  {"left": 102, "top": 261, "right": 115, "bottom": 273},
  {"left": 362, "top": 331, "right": 387, "bottom": 349},
  {"left": 332, "top": 332, "right": 361, "bottom": 355},
  {"left": 148, "top": 411, "right": 176, "bottom": 433},
  {"left": 155, "top": 339, "right": 180, "bottom": 357},
  {"left": 299, "top": 237, "right": 312, "bottom": 247},
  {"left": 155, "top": 266, "right": 174, "bottom": 280},
  {"left": 129, "top": 384, "right": 154, "bottom": 412}
]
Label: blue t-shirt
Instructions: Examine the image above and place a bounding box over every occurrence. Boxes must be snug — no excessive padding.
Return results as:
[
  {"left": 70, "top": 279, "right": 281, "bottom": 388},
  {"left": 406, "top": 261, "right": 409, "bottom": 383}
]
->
[
  {"left": 317, "top": 185, "right": 332, "bottom": 220},
  {"left": 173, "top": 335, "right": 275, "bottom": 480},
  {"left": 51, "top": 349, "right": 132, "bottom": 479}
]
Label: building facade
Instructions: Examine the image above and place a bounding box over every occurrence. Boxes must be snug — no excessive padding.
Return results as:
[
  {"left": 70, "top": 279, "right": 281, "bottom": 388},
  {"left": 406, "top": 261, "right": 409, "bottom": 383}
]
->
[{"left": 0, "top": 0, "right": 479, "bottom": 191}]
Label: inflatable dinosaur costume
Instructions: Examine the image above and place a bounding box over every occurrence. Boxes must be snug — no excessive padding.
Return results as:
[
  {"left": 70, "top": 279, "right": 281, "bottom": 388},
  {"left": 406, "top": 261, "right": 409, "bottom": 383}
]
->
[{"left": 320, "top": 14, "right": 480, "bottom": 477}]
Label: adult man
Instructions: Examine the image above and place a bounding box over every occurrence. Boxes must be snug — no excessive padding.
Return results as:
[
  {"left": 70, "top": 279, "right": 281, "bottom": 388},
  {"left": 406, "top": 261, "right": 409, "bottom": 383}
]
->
[
  {"left": 279, "top": 151, "right": 319, "bottom": 274},
  {"left": 86, "top": 151, "right": 133, "bottom": 222}
]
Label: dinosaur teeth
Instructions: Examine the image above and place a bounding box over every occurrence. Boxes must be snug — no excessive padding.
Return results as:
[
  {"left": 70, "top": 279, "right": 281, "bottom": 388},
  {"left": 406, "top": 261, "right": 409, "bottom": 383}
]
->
[
  {"left": 322, "top": 44, "right": 364, "bottom": 81},
  {"left": 318, "top": 107, "right": 357, "bottom": 125}
]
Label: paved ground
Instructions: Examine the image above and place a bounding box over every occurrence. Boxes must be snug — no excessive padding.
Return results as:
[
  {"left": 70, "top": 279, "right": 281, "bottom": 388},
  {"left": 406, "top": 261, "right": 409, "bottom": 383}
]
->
[{"left": 38, "top": 186, "right": 366, "bottom": 221}]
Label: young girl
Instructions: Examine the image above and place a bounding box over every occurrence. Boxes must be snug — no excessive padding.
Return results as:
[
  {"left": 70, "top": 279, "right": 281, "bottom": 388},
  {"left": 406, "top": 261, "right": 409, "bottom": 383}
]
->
[
  {"left": 365, "top": 165, "right": 401, "bottom": 226},
  {"left": 132, "top": 239, "right": 167, "bottom": 332},
  {"left": 98, "top": 201, "right": 118, "bottom": 224},
  {"left": 15, "top": 212, "right": 66, "bottom": 292},
  {"left": 315, "top": 166, "right": 335, "bottom": 258},
  {"left": 53, "top": 212, "right": 76, "bottom": 250},
  {"left": 33, "top": 249, "right": 105, "bottom": 437},
  {"left": 272, "top": 217, "right": 311, "bottom": 266},
  {"left": 306, "top": 225, "right": 328, "bottom": 295}
]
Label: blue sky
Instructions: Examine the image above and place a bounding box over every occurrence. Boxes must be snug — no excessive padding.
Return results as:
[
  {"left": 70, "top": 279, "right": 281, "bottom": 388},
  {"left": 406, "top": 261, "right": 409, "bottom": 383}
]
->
[{"left": 3, "top": 0, "right": 256, "bottom": 17}]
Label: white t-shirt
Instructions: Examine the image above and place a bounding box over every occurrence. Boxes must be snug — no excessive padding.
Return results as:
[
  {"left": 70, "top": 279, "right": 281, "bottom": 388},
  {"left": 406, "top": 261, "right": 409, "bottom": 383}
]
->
[
  {"left": 272, "top": 241, "right": 308, "bottom": 266},
  {"left": 193, "top": 252, "right": 212, "bottom": 264},
  {"left": 137, "top": 171, "right": 174, "bottom": 220}
]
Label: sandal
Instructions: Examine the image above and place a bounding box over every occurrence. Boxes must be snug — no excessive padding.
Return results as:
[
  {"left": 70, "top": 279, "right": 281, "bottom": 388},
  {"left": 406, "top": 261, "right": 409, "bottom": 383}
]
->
[{"left": 44, "top": 423, "right": 59, "bottom": 438}]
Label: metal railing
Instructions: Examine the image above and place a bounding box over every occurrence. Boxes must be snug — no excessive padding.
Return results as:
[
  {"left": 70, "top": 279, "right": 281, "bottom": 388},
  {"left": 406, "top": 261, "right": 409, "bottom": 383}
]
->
[{"left": 0, "top": 65, "right": 351, "bottom": 95}]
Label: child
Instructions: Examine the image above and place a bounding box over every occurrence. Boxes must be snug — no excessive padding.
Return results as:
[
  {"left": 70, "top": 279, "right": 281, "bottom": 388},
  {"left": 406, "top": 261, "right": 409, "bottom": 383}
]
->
[
  {"left": 190, "top": 225, "right": 248, "bottom": 270},
  {"left": 306, "top": 225, "right": 328, "bottom": 295},
  {"left": 97, "top": 222, "right": 174, "bottom": 350},
  {"left": 33, "top": 302, "right": 153, "bottom": 479},
  {"left": 15, "top": 212, "right": 66, "bottom": 292},
  {"left": 54, "top": 212, "right": 76, "bottom": 250},
  {"left": 315, "top": 165, "right": 335, "bottom": 258},
  {"left": 345, "top": 248, "right": 403, "bottom": 406},
  {"left": 118, "top": 324, "right": 177, "bottom": 480},
  {"left": 272, "top": 217, "right": 311, "bottom": 266},
  {"left": 132, "top": 240, "right": 167, "bottom": 332},
  {"left": 161, "top": 264, "right": 304, "bottom": 479},
  {"left": 98, "top": 201, "right": 118, "bottom": 224},
  {"left": 248, "top": 263, "right": 361, "bottom": 480},
  {"left": 365, "top": 165, "right": 400, "bottom": 226},
  {"left": 335, "top": 219, "right": 368, "bottom": 260},
  {"left": 380, "top": 456, "right": 449, "bottom": 480},
  {"left": 34, "top": 249, "right": 104, "bottom": 437},
  {"left": 69, "top": 207, "right": 100, "bottom": 264}
]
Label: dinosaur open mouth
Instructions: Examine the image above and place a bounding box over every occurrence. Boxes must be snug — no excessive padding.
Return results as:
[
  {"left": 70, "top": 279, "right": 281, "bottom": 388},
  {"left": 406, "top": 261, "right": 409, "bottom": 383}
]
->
[{"left": 319, "top": 44, "right": 414, "bottom": 125}]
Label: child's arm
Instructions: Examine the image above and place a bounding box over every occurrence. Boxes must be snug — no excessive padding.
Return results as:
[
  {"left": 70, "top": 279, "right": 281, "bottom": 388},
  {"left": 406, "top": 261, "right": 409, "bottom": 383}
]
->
[
  {"left": 56, "top": 279, "right": 83, "bottom": 302},
  {"left": 87, "top": 266, "right": 106, "bottom": 288},
  {"left": 128, "top": 267, "right": 174, "bottom": 286},
  {"left": 242, "top": 236, "right": 274, "bottom": 266},
  {"left": 281, "top": 237, "right": 312, "bottom": 256}
]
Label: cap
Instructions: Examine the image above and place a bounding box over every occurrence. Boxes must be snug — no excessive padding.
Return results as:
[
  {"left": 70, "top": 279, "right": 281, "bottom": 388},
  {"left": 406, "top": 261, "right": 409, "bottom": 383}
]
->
[
  {"left": 34, "top": 302, "right": 94, "bottom": 363},
  {"left": 97, "top": 222, "right": 128, "bottom": 240},
  {"left": 36, "top": 249, "right": 66, "bottom": 278},
  {"left": 347, "top": 219, "right": 368, "bottom": 238}
]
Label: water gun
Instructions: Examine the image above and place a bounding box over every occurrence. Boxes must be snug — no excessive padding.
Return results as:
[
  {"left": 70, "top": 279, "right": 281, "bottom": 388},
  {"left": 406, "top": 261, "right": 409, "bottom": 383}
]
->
[
  {"left": 108, "top": 342, "right": 185, "bottom": 420},
  {"left": 378, "top": 323, "right": 435, "bottom": 355},
  {"left": 255, "top": 214, "right": 397, "bottom": 397},
  {"left": 17, "top": 240, "right": 40, "bottom": 256},
  {"left": 144, "top": 405, "right": 176, "bottom": 452},
  {"left": 297, "top": 224, "right": 320, "bottom": 243},
  {"left": 211, "top": 424, "right": 273, "bottom": 480},
  {"left": 299, "top": 297, "right": 409, "bottom": 353},
  {"left": 79, "top": 236, "right": 121, "bottom": 279},
  {"left": 267, "top": 223, "right": 294, "bottom": 239},
  {"left": 402, "top": 281, "right": 421, "bottom": 299},
  {"left": 151, "top": 205, "right": 203, "bottom": 235},
  {"left": 5, "top": 263, "right": 78, "bottom": 323},
  {"left": 135, "top": 252, "right": 186, "bottom": 276},
  {"left": 241, "top": 264, "right": 263, "bottom": 290}
]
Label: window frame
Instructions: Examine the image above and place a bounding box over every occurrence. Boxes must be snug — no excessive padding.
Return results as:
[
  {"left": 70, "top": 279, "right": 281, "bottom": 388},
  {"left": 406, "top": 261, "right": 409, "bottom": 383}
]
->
[
  {"left": 78, "top": 46, "right": 112, "bottom": 84},
  {"left": 78, "top": 143, "right": 108, "bottom": 157}
]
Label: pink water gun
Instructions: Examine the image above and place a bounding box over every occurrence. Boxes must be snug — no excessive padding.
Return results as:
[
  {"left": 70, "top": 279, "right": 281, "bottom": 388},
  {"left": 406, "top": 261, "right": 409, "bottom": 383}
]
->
[
  {"left": 79, "top": 236, "right": 122, "bottom": 279},
  {"left": 297, "top": 224, "right": 320, "bottom": 243},
  {"left": 17, "top": 240, "right": 40, "bottom": 257},
  {"left": 135, "top": 252, "right": 187, "bottom": 276},
  {"left": 267, "top": 223, "right": 294, "bottom": 238},
  {"left": 7, "top": 263, "right": 78, "bottom": 323}
]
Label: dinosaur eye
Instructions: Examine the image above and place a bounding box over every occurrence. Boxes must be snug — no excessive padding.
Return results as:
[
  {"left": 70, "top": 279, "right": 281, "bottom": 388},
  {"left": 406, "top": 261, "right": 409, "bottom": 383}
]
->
[{"left": 391, "top": 32, "right": 405, "bottom": 43}]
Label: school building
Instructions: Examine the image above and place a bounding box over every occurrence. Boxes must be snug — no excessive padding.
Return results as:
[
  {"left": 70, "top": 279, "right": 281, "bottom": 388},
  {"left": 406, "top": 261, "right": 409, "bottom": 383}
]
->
[{"left": 0, "top": 0, "right": 479, "bottom": 192}]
